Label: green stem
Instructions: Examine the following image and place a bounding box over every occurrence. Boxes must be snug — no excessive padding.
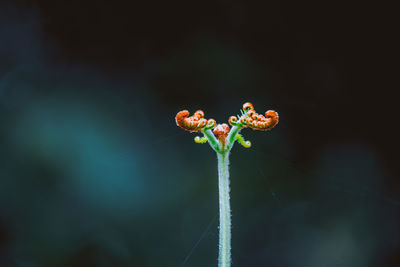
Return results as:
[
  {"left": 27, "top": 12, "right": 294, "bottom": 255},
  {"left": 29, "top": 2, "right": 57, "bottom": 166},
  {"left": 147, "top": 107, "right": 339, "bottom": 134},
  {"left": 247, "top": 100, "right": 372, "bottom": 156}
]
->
[
  {"left": 203, "top": 129, "right": 220, "bottom": 152},
  {"left": 217, "top": 152, "right": 231, "bottom": 267},
  {"left": 226, "top": 125, "right": 241, "bottom": 151}
]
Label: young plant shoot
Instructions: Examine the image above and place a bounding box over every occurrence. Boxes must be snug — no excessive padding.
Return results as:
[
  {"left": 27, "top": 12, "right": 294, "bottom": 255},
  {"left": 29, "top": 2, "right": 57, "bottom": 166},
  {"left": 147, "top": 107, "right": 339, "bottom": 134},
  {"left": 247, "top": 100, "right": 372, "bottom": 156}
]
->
[{"left": 175, "top": 102, "right": 279, "bottom": 267}]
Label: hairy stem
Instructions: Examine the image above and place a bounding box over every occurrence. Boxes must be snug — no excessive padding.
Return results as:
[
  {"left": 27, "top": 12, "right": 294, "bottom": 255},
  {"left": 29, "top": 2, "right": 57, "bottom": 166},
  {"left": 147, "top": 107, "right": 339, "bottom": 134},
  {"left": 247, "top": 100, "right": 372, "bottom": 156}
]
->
[{"left": 217, "top": 152, "right": 231, "bottom": 267}]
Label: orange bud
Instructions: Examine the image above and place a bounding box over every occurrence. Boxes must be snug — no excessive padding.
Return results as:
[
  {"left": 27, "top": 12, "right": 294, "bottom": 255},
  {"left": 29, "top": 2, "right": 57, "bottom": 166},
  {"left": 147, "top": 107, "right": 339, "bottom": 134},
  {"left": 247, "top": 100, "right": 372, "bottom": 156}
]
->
[{"left": 213, "top": 124, "right": 230, "bottom": 144}]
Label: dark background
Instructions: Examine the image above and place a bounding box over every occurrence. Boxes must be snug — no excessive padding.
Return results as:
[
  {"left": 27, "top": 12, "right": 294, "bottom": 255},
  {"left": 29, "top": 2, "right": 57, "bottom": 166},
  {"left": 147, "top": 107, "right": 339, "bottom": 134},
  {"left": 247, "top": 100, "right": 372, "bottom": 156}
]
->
[{"left": 0, "top": 1, "right": 398, "bottom": 266}]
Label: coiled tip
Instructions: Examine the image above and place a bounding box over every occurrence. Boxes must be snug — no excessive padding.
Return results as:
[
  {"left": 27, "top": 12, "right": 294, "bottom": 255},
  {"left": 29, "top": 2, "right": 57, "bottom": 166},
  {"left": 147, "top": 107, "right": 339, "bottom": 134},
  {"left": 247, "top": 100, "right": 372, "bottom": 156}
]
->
[{"left": 228, "top": 116, "right": 240, "bottom": 126}]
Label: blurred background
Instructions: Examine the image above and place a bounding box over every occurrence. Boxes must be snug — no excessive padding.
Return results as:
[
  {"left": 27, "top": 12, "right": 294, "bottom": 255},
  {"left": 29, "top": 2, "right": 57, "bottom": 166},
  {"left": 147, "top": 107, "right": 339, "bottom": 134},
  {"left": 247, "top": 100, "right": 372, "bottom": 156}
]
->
[{"left": 0, "top": 0, "right": 398, "bottom": 266}]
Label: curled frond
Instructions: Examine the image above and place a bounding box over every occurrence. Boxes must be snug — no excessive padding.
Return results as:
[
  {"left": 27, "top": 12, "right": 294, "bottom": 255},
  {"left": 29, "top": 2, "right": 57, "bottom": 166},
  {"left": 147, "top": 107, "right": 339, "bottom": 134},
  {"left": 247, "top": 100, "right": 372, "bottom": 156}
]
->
[
  {"left": 228, "top": 116, "right": 241, "bottom": 126},
  {"left": 243, "top": 102, "right": 254, "bottom": 112},
  {"left": 264, "top": 110, "right": 279, "bottom": 129},
  {"left": 194, "top": 136, "right": 208, "bottom": 144},
  {"left": 204, "top": 118, "right": 216, "bottom": 130},
  {"left": 175, "top": 109, "right": 215, "bottom": 132},
  {"left": 235, "top": 134, "right": 251, "bottom": 148},
  {"left": 232, "top": 102, "right": 279, "bottom": 131}
]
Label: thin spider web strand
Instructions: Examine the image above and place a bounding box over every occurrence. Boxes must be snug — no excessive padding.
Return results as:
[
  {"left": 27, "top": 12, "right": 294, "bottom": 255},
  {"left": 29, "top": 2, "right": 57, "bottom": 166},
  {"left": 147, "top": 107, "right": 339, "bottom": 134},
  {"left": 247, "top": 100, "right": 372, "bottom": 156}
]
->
[{"left": 180, "top": 213, "right": 218, "bottom": 267}]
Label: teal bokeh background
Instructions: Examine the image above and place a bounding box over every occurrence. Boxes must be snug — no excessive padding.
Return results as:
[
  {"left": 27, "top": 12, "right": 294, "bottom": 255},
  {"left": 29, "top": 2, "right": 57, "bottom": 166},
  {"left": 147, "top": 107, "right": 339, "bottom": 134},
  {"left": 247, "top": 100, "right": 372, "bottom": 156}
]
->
[{"left": 1, "top": 2, "right": 398, "bottom": 266}]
